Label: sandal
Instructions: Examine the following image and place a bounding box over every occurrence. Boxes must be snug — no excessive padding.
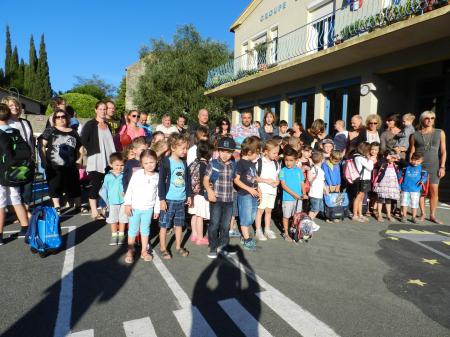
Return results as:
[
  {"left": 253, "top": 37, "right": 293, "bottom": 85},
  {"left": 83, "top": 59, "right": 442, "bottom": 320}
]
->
[
  {"left": 160, "top": 250, "right": 172, "bottom": 260},
  {"left": 124, "top": 253, "right": 134, "bottom": 264},
  {"left": 176, "top": 247, "right": 189, "bottom": 257},
  {"left": 140, "top": 253, "right": 153, "bottom": 262},
  {"left": 377, "top": 216, "right": 384, "bottom": 222},
  {"left": 430, "top": 217, "right": 444, "bottom": 225},
  {"left": 282, "top": 233, "right": 293, "bottom": 242},
  {"left": 91, "top": 214, "right": 105, "bottom": 220}
]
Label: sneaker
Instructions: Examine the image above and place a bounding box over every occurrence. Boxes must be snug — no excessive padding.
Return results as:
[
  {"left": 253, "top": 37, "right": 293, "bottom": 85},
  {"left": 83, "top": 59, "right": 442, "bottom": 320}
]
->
[
  {"left": 17, "top": 227, "right": 28, "bottom": 238},
  {"left": 117, "top": 235, "right": 126, "bottom": 245},
  {"left": 196, "top": 237, "right": 209, "bottom": 246},
  {"left": 219, "top": 246, "right": 237, "bottom": 256},
  {"left": 255, "top": 229, "right": 267, "bottom": 241},
  {"left": 207, "top": 249, "right": 218, "bottom": 259},
  {"left": 243, "top": 238, "right": 256, "bottom": 250},
  {"left": 109, "top": 235, "right": 118, "bottom": 246},
  {"left": 229, "top": 229, "right": 241, "bottom": 238},
  {"left": 410, "top": 217, "right": 417, "bottom": 224},
  {"left": 0, "top": 234, "right": 3, "bottom": 246},
  {"left": 265, "top": 229, "right": 277, "bottom": 239}
]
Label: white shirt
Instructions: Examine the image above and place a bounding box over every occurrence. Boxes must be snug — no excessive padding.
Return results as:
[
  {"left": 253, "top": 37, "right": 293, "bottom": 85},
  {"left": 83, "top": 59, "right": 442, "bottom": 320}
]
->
[
  {"left": 308, "top": 165, "right": 325, "bottom": 199},
  {"left": 156, "top": 124, "right": 178, "bottom": 136},
  {"left": 257, "top": 157, "right": 279, "bottom": 195},
  {"left": 187, "top": 145, "right": 197, "bottom": 166},
  {"left": 354, "top": 155, "right": 374, "bottom": 180},
  {"left": 124, "top": 169, "right": 160, "bottom": 212}
]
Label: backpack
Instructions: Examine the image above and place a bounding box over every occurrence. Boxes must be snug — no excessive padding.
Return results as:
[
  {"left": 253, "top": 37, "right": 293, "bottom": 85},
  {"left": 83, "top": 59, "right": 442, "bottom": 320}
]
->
[
  {"left": 324, "top": 192, "right": 350, "bottom": 220},
  {"left": 0, "top": 128, "right": 34, "bottom": 187},
  {"left": 188, "top": 159, "right": 202, "bottom": 195},
  {"left": 256, "top": 157, "right": 279, "bottom": 176},
  {"left": 289, "top": 209, "right": 315, "bottom": 242},
  {"left": 343, "top": 158, "right": 362, "bottom": 184},
  {"left": 25, "top": 206, "right": 62, "bottom": 257}
]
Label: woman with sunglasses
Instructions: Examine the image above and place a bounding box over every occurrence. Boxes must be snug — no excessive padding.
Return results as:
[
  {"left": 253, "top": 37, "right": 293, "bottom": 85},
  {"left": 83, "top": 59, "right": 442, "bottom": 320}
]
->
[
  {"left": 117, "top": 110, "right": 146, "bottom": 150},
  {"left": 409, "top": 111, "right": 446, "bottom": 224},
  {"left": 39, "top": 110, "right": 83, "bottom": 214},
  {"left": 365, "top": 114, "right": 381, "bottom": 144}
]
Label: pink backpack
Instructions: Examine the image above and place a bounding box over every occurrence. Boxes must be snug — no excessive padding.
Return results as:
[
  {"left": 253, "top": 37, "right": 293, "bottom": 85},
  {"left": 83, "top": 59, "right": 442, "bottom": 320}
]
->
[{"left": 343, "top": 158, "right": 361, "bottom": 184}]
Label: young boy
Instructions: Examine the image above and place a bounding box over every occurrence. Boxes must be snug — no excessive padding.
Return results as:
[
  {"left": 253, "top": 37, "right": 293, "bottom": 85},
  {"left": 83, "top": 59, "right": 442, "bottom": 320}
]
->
[
  {"left": 123, "top": 137, "right": 148, "bottom": 192},
  {"left": 255, "top": 139, "right": 280, "bottom": 240},
  {"left": 333, "top": 120, "right": 348, "bottom": 152},
  {"left": 0, "top": 103, "right": 29, "bottom": 244},
  {"left": 322, "top": 150, "right": 343, "bottom": 222},
  {"left": 279, "top": 120, "right": 289, "bottom": 138},
  {"left": 399, "top": 152, "right": 427, "bottom": 223},
  {"left": 204, "top": 137, "right": 237, "bottom": 258},
  {"left": 100, "top": 152, "right": 127, "bottom": 246},
  {"left": 321, "top": 139, "right": 334, "bottom": 160},
  {"left": 158, "top": 133, "right": 192, "bottom": 259},
  {"left": 279, "top": 147, "right": 306, "bottom": 242},
  {"left": 308, "top": 151, "right": 327, "bottom": 220},
  {"left": 234, "top": 136, "right": 261, "bottom": 250}
]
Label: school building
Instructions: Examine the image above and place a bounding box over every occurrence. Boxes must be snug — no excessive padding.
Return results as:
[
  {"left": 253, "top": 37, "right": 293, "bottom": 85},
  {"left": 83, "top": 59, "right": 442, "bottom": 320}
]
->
[{"left": 204, "top": 0, "right": 450, "bottom": 139}]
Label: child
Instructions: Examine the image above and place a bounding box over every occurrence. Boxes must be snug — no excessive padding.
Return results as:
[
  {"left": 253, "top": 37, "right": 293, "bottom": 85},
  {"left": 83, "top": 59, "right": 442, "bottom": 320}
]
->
[
  {"left": 150, "top": 139, "right": 169, "bottom": 162},
  {"left": 204, "top": 137, "right": 237, "bottom": 258},
  {"left": 368, "top": 142, "right": 381, "bottom": 216},
  {"left": 187, "top": 126, "right": 209, "bottom": 165},
  {"left": 100, "top": 152, "right": 127, "bottom": 246},
  {"left": 0, "top": 103, "right": 29, "bottom": 244},
  {"left": 322, "top": 150, "right": 343, "bottom": 194},
  {"left": 279, "top": 120, "right": 289, "bottom": 138},
  {"left": 123, "top": 137, "right": 148, "bottom": 192},
  {"left": 308, "top": 151, "right": 326, "bottom": 220},
  {"left": 321, "top": 139, "right": 334, "bottom": 160},
  {"left": 399, "top": 153, "right": 427, "bottom": 223},
  {"left": 188, "top": 140, "right": 212, "bottom": 245},
  {"left": 158, "top": 133, "right": 192, "bottom": 259},
  {"left": 373, "top": 151, "right": 400, "bottom": 222},
  {"left": 255, "top": 139, "right": 280, "bottom": 240},
  {"left": 352, "top": 142, "right": 374, "bottom": 222},
  {"left": 234, "top": 136, "right": 261, "bottom": 250},
  {"left": 124, "top": 150, "right": 160, "bottom": 263},
  {"left": 394, "top": 113, "right": 416, "bottom": 156},
  {"left": 122, "top": 143, "right": 135, "bottom": 161},
  {"left": 333, "top": 120, "right": 348, "bottom": 152},
  {"left": 288, "top": 137, "right": 301, "bottom": 153},
  {"left": 279, "top": 147, "right": 306, "bottom": 241},
  {"left": 151, "top": 131, "right": 165, "bottom": 144}
]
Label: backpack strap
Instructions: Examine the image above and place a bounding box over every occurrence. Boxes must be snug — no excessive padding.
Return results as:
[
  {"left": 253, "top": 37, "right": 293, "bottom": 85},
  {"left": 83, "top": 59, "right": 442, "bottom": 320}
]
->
[{"left": 256, "top": 157, "right": 262, "bottom": 176}]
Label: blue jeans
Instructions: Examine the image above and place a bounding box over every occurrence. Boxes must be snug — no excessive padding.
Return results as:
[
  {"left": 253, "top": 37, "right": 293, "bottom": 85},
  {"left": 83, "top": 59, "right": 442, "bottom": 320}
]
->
[
  {"left": 208, "top": 201, "right": 233, "bottom": 250},
  {"left": 237, "top": 194, "right": 257, "bottom": 227},
  {"left": 128, "top": 209, "right": 153, "bottom": 237}
]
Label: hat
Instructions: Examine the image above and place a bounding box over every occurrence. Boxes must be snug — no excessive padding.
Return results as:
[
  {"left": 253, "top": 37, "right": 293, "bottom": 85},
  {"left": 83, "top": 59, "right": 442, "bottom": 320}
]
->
[
  {"left": 322, "top": 138, "right": 334, "bottom": 145},
  {"left": 217, "top": 137, "right": 236, "bottom": 151}
]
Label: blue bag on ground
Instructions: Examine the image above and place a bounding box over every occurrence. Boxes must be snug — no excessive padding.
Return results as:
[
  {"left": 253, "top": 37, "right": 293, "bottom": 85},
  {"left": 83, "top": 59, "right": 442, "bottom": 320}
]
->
[
  {"left": 25, "top": 206, "right": 62, "bottom": 254},
  {"left": 324, "top": 192, "right": 350, "bottom": 220}
]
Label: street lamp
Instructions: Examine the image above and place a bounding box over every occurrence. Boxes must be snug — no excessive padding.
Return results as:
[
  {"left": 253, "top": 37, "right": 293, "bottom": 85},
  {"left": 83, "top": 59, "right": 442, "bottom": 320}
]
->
[{"left": 8, "top": 87, "right": 20, "bottom": 100}]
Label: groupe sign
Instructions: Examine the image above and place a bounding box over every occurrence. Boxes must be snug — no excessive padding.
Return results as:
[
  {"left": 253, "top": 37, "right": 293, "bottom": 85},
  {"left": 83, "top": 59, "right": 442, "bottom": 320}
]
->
[{"left": 260, "top": 1, "right": 288, "bottom": 22}]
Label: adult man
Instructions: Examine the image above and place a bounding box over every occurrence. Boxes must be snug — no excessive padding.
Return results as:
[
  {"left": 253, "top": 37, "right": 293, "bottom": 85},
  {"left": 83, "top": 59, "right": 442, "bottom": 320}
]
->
[
  {"left": 187, "top": 108, "right": 210, "bottom": 135},
  {"left": 105, "top": 100, "right": 120, "bottom": 134},
  {"left": 138, "top": 111, "right": 153, "bottom": 141},
  {"left": 156, "top": 114, "right": 178, "bottom": 138},
  {"left": 230, "top": 111, "right": 260, "bottom": 150},
  {"left": 175, "top": 115, "right": 187, "bottom": 134}
]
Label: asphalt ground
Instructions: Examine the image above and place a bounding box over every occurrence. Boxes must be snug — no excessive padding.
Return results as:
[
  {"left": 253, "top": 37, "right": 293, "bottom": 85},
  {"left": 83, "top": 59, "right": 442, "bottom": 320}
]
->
[{"left": 1, "top": 204, "right": 450, "bottom": 337}]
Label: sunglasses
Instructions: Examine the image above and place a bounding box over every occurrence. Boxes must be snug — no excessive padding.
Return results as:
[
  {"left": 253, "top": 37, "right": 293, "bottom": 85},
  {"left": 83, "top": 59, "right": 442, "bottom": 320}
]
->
[
  {"left": 424, "top": 117, "right": 435, "bottom": 120},
  {"left": 369, "top": 122, "right": 378, "bottom": 125},
  {"left": 130, "top": 114, "right": 140, "bottom": 118},
  {"left": 221, "top": 122, "right": 229, "bottom": 125},
  {"left": 55, "top": 115, "right": 66, "bottom": 120}
]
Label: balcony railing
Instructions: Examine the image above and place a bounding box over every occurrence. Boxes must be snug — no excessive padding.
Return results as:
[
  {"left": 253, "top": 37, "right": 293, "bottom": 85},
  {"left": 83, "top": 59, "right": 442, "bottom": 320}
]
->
[{"left": 205, "top": 0, "right": 447, "bottom": 90}]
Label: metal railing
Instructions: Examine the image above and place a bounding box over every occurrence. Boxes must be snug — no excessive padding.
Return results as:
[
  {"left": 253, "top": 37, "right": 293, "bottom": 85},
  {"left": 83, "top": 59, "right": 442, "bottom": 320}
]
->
[{"left": 205, "top": 0, "right": 446, "bottom": 89}]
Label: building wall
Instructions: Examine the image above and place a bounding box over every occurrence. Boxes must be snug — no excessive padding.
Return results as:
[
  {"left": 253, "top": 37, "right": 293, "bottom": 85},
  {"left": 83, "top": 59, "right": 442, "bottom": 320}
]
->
[
  {"left": 0, "top": 91, "right": 42, "bottom": 115},
  {"left": 125, "top": 59, "right": 146, "bottom": 111}
]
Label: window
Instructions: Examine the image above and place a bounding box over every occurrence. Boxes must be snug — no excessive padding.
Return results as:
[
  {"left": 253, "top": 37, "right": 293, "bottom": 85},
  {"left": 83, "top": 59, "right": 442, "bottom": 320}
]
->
[
  {"left": 313, "top": 14, "right": 335, "bottom": 51},
  {"left": 290, "top": 95, "right": 315, "bottom": 128},
  {"left": 270, "top": 27, "right": 278, "bottom": 64},
  {"left": 325, "top": 84, "right": 360, "bottom": 134}
]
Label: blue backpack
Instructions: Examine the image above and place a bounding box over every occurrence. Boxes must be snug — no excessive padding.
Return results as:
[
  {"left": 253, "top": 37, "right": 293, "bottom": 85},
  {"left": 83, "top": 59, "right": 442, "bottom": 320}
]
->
[{"left": 25, "top": 206, "right": 62, "bottom": 256}]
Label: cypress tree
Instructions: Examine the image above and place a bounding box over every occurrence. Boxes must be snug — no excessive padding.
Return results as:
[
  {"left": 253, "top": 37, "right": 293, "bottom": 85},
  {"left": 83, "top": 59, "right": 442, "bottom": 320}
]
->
[
  {"left": 9, "top": 46, "right": 22, "bottom": 92},
  {"left": 24, "top": 35, "right": 38, "bottom": 97},
  {"left": 4, "top": 25, "right": 12, "bottom": 86},
  {"left": 36, "top": 34, "right": 52, "bottom": 102}
]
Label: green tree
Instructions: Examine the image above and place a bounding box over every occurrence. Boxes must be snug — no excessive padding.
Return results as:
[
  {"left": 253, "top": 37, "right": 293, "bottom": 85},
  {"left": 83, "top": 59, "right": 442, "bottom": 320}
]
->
[
  {"left": 45, "top": 92, "right": 97, "bottom": 118},
  {"left": 68, "top": 84, "right": 106, "bottom": 100},
  {"left": 36, "top": 34, "right": 52, "bottom": 103},
  {"left": 115, "top": 76, "right": 126, "bottom": 117},
  {"left": 0, "top": 68, "right": 4, "bottom": 86},
  {"left": 4, "top": 26, "right": 12, "bottom": 85},
  {"left": 24, "top": 35, "right": 38, "bottom": 97},
  {"left": 135, "top": 24, "right": 231, "bottom": 124},
  {"left": 73, "top": 74, "right": 117, "bottom": 98},
  {"left": 8, "top": 46, "right": 22, "bottom": 91}
]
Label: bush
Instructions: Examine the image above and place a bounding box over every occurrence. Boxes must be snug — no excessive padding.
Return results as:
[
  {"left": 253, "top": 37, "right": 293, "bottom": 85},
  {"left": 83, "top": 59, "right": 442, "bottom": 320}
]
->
[{"left": 45, "top": 92, "right": 98, "bottom": 118}]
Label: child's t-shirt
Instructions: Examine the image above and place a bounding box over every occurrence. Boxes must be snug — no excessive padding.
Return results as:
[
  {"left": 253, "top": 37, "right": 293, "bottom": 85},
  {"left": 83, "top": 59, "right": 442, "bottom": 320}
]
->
[
  {"left": 166, "top": 157, "right": 186, "bottom": 201},
  {"left": 279, "top": 166, "right": 304, "bottom": 201},
  {"left": 401, "top": 164, "right": 426, "bottom": 193},
  {"left": 258, "top": 157, "right": 280, "bottom": 196},
  {"left": 309, "top": 165, "right": 325, "bottom": 199},
  {"left": 235, "top": 159, "right": 257, "bottom": 196},
  {"left": 102, "top": 172, "right": 124, "bottom": 205}
]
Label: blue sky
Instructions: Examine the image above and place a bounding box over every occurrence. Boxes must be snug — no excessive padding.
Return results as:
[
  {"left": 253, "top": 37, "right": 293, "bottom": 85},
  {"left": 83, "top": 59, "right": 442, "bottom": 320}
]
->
[{"left": 0, "top": 0, "right": 249, "bottom": 93}]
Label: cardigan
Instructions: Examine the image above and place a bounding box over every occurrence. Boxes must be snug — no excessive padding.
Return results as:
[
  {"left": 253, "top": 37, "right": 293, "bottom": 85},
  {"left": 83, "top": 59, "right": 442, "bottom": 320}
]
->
[
  {"left": 158, "top": 156, "right": 192, "bottom": 201},
  {"left": 81, "top": 119, "right": 113, "bottom": 156}
]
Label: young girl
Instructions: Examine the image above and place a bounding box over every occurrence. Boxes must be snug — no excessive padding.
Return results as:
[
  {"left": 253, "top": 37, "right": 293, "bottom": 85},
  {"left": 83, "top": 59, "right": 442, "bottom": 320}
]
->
[
  {"left": 188, "top": 141, "right": 212, "bottom": 245},
  {"left": 373, "top": 151, "right": 400, "bottom": 222},
  {"left": 368, "top": 142, "right": 380, "bottom": 217},
  {"left": 124, "top": 150, "right": 160, "bottom": 263},
  {"left": 352, "top": 142, "right": 374, "bottom": 222}
]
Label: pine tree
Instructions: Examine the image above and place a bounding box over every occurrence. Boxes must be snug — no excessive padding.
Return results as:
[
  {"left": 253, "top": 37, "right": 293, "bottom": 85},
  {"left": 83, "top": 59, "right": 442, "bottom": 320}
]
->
[
  {"left": 4, "top": 25, "right": 12, "bottom": 86},
  {"left": 36, "top": 34, "right": 52, "bottom": 102},
  {"left": 9, "top": 46, "right": 23, "bottom": 92},
  {"left": 24, "top": 34, "right": 38, "bottom": 97}
]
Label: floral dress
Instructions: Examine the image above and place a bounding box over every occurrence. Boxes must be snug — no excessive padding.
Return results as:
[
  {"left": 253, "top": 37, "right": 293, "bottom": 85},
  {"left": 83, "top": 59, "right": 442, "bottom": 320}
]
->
[{"left": 373, "top": 163, "right": 400, "bottom": 200}]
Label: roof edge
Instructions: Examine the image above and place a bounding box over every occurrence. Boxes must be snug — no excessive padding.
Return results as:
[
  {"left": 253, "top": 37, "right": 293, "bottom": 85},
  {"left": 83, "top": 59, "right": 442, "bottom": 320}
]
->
[{"left": 230, "top": 0, "right": 263, "bottom": 32}]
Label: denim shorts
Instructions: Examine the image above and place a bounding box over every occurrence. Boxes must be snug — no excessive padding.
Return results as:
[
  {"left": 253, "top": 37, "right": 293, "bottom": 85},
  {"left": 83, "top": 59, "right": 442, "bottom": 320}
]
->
[
  {"left": 159, "top": 200, "right": 185, "bottom": 228},
  {"left": 237, "top": 194, "right": 257, "bottom": 227},
  {"left": 309, "top": 197, "right": 324, "bottom": 213},
  {"left": 128, "top": 208, "right": 153, "bottom": 237}
]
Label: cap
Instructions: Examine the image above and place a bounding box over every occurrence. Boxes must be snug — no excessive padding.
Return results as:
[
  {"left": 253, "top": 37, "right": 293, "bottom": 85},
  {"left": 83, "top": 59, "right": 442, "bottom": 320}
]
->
[
  {"left": 322, "top": 138, "right": 334, "bottom": 145},
  {"left": 217, "top": 137, "right": 236, "bottom": 151}
]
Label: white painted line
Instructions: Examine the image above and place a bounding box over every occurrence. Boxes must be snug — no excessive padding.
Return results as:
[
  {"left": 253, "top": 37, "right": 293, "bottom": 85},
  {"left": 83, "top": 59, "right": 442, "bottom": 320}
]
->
[
  {"left": 3, "top": 226, "right": 72, "bottom": 235},
  {"left": 123, "top": 317, "right": 158, "bottom": 337},
  {"left": 227, "top": 256, "right": 340, "bottom": 337},
  {"left": 68, "top": 330, "right": 94, "bottom": 337},
  {"left": 152, "top": 254, "right": 216, "bottom": 337},
  {"left": 53, "top": 226, "right": 77, "bottom": 337},
  {"left": 218, "top": 298, "right": 274, "bottom": 337}
]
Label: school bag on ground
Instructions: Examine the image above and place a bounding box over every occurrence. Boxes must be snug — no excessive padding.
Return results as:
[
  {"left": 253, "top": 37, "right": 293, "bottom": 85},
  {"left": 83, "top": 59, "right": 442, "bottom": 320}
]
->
[
  {"left": 289, "top": 202, "right": 316, "bottom": 242},
  {"left": 25, "top": 206, "right": 62, "bottom": 257},
  {"left": 324, "top": 192, "right": 350, "bottom": 220},
  {"left": 0, "top": 128, "right": 35, "bottom": 187}
]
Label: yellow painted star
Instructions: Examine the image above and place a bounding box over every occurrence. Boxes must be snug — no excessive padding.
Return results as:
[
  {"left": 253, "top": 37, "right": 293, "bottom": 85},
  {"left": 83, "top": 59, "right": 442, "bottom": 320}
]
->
[
  {"left": 443, "top": 241, "right": 450, "bottom": 246},
  {"left": 422, "top": 258, "right": 439, "bottom": 265},
  {"left": 387, "top": 236, "right": 399, "bottom": 241},
  {"left": 407, "top": 279, "right": 427, "bottom": 287}
]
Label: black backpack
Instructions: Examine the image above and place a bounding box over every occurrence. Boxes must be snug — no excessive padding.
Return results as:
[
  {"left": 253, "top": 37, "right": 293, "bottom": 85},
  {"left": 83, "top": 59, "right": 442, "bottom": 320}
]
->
[{"left": 0, "top": 128, "right": 34, "bottom": 186}]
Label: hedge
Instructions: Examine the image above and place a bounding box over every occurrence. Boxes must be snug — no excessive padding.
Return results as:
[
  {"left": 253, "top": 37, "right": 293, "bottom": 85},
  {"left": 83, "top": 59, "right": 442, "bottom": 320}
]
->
[{"left": 45, "top": 92, "right": 98, "bottom": 118}]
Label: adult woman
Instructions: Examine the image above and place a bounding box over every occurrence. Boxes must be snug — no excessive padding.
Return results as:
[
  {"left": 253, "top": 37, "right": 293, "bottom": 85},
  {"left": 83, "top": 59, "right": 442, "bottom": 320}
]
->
[
  {"left": 409, "top": 111, "right": 446, "bottom": 224},
  {"left": 1, "top": 96, "right": 34, "bottom": 216},
  {"left": 259, "top": 110, "right": 279, "bottom": 142},
  {"left": 380, "top": 113, "right": 402, "bottom": 155},
  {"left": 303, "top": 119, "right": 328, "bottom": 150},
  {"left": 213, "top": 117, "right": 231, "bottom": 140},
  {"left": 347, "top": 115, "right": 367, "bottom": 155},
  {"left": 365, "top": 114, "right": 381, "bottom": 144},
  {"left": 116, "top": 110, "right": 146, "bottom": 150},
  {"left": 81, "top": 101, "right": 116, "bottom": 219},
  {"left": 39, "top": 110, "right": 83, "bottom": 213}
]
